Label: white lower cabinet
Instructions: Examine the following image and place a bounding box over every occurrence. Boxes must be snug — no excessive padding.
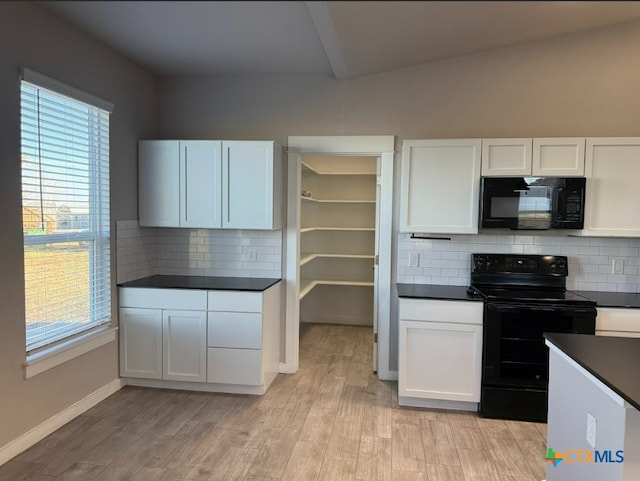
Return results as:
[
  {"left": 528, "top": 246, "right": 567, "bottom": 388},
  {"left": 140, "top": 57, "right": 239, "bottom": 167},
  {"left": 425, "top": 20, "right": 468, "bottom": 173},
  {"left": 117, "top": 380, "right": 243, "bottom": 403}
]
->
[
  {"left": 398, "top": 298, "right": 483, "bottom": 410},
  {"left": 119, "top": 283, "right": 281, "bottom": 394}
]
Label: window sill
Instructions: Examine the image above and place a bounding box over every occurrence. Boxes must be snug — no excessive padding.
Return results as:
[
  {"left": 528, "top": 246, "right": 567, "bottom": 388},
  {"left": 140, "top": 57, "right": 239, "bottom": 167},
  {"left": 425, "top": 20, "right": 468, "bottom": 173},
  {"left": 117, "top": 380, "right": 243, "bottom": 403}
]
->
[{"left": 24, "top": 326, "right": 118, "bottom": 379}]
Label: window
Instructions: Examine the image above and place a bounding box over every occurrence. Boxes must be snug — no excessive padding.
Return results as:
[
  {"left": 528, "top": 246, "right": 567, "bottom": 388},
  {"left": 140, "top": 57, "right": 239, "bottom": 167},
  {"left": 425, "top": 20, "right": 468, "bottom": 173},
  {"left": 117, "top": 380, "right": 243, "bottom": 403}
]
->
[{"left": 20, "top": 69, "right": 113, "bottom": 354}]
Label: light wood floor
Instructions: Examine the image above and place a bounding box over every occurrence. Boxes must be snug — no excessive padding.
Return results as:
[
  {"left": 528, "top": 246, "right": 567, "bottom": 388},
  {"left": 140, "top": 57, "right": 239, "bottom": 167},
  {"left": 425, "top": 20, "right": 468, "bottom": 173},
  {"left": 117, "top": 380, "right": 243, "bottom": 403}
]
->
[{"left": 1, "top": 324, "right": 547, "bottom": 481}]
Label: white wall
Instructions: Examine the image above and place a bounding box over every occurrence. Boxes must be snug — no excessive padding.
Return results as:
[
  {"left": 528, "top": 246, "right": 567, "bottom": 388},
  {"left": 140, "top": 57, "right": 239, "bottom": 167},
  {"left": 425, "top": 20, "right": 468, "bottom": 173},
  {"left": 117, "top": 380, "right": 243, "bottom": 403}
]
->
[
  {"left": 0, "top": 3, "right": 157, "bottom": 450},
  {"left": 156, "top": 20, "right": 640, "bottom": 373}
]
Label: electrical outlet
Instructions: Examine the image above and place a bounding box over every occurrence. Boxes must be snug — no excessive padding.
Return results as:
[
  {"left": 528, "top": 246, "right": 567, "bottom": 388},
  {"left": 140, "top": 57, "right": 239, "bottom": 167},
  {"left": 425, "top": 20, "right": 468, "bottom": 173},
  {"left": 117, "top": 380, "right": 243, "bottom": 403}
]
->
[
  {"left": 248, "top": 248, "right": 257, "bottom": 262},
  {"left": 410, "top": 253, "right": 420, "bottom": 267},
  {"left": 586, "top": 412, "right": 597, "bottom": 449},
  {"left": 612, "top": 258, "right": 624, "bottom": 274}
]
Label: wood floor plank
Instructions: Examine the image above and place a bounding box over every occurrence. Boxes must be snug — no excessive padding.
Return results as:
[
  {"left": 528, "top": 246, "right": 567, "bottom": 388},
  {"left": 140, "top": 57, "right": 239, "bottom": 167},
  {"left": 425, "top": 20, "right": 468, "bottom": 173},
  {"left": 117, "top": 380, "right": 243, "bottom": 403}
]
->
[
  {"left": 420, "top": 420, "right": 455, "bottom": 447},
  {"left": 280, "top": 440, "right": 327, "bottom": 481},
  {"left": 50, "top": 462, "right": 106, "bottom": 481},
  {"left": 355, "top": 436, "right": 392, "bottom": 481},
  {"left": 246, "top": 425, "right": 298, "bottom": 479},
  {"left": 456, "top": 448, "right": 500, "bottom": 480},
  {"left": 423, "top": 444, "right": 460, "bottom": 467},
  {"left": 451, "top": 426, "right": 488, "bottom": 451},
  {"left": 325, "top": 386, "right": 366, "bottom": 461},
  {"left": 391, "top": 423, "right": 425, "bottom": 473},
  {"left": 317, "top": 458, "right": 357, "bottom": 481},
  {"left": 425, "top": 464, "right": 466, "bottom": 481}
]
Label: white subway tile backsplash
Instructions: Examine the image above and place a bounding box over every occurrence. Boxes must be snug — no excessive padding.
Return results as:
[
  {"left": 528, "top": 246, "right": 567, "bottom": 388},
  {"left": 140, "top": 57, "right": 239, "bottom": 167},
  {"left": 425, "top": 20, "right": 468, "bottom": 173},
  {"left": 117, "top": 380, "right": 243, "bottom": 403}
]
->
[
  {"left": 116, "top": 221, "right": 282, "bottom": 282},
  {"left": 397, "top": 232, "right": 640, "bottom": 293}
]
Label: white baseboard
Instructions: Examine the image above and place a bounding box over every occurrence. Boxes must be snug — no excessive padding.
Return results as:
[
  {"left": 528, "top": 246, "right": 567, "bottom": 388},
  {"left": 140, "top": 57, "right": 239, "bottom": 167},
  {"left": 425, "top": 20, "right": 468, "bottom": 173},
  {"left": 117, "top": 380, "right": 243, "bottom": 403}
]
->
[
  {"left": 0, "top": 377, "right": 125, "bottom": 466},
  {"left": 398, "top": 396, "right": 479, "bottom": 412}
]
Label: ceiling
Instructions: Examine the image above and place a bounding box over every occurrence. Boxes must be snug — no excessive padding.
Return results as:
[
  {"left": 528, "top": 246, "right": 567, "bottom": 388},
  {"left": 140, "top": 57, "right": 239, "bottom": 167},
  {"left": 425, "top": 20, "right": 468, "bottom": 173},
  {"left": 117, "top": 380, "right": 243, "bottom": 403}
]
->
[{"left": 39, "top": 1, "right": 640, "bottom": 79}]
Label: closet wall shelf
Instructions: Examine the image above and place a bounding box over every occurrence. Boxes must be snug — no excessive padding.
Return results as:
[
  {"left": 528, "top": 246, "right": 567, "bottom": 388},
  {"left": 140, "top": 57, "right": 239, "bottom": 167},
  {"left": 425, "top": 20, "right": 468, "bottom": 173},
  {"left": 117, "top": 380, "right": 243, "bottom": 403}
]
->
[
  {"left": 301, "top": 196, "right": 375, "bottom": 204},
  {"left": 301, "top": 162, "right": 376, "bottom": 176},
  {"left": 300, "top": 227, "right": 375, "bottom": 233},
  {"left": 300, "top": 253, "right": 375, "bottom": 266},
  {"left": 299, "top": 279, "right": 375, "bottom": 300}
]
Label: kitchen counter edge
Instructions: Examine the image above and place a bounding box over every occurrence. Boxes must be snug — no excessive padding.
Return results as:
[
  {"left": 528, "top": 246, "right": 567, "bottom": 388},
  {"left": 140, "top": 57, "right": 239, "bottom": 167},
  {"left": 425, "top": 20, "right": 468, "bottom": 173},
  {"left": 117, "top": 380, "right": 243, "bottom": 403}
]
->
[
  {"left": 118, "top": 275, "right": 281, "bottom": 291},
  {"left": 396, "top": 283, "right": 482, "bottom": 302}
]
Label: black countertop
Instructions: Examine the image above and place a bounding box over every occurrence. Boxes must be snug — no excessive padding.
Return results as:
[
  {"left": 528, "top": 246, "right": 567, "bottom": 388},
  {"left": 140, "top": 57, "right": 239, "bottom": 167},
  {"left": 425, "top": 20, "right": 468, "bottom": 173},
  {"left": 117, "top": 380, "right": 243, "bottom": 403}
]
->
[
  {"left": 396, "top": 283, "right": 482, "bottom": 302},
  {"left": 118, "top": 275, "right": 281, "bottom": 291},
  {"left": 544, "top": 332, "right": 640, "bottom": 412},
  {"left": 575, "top": 290, "right": 640, "bottom": 309}
]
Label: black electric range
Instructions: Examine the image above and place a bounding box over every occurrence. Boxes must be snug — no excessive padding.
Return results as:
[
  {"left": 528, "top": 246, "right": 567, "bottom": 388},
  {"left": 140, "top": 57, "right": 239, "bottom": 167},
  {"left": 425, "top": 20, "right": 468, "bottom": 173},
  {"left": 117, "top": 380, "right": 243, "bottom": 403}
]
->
[{"left": 469, "top": 253, "right": 596, "bottom": 422}]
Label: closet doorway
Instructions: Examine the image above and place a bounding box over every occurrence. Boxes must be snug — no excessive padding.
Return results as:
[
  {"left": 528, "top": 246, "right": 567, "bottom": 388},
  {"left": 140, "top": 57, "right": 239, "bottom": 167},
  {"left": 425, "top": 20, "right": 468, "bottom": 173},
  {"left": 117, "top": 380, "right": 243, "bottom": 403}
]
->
[{"left": 284, "top": 136, "right": 394, "bottom": 380}]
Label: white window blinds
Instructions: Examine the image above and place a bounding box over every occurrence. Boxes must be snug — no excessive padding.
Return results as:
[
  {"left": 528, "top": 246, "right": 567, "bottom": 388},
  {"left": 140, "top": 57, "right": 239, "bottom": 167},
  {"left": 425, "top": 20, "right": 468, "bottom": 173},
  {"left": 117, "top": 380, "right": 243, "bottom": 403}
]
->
[{"left": 20, "top": 69, "right": 112, "bottom": 353}]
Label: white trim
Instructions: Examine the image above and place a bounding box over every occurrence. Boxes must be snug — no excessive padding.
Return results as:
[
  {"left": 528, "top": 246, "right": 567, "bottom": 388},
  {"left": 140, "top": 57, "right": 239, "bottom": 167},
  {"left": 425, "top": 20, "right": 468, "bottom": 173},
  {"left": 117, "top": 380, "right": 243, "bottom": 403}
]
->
[
  {"left": 24, "top": 326, "right": 118, "bottom": 379},
  {"left": 546, "top": 340, "right": 625, "bottom": 407},
  {"left": 0, "top": 378, "right": 124, "bottom": 466},
  {"left": 21, "top": 67, "right": 114, "bottom": 113},
  {"left": 288, "top": 136, "right": 395, "bottom": 154},
  {"left": 284, "top": 136, "right": 395, "bottom": 378}
]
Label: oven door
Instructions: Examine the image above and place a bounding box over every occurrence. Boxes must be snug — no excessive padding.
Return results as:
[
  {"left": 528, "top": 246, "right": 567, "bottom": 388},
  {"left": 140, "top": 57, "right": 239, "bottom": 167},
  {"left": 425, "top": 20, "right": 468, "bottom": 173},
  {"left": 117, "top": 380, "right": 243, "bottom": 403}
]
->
[{"left": 482, "top": 302, "right": 596, "bottom": 389}]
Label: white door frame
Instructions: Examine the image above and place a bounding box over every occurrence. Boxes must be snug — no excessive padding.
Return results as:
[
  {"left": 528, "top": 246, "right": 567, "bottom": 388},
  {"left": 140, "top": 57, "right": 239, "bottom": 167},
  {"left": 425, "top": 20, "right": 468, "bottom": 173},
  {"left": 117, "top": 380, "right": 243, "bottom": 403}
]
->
[{"left": 282, "top": 136, "right": 395, "bottom": 380}]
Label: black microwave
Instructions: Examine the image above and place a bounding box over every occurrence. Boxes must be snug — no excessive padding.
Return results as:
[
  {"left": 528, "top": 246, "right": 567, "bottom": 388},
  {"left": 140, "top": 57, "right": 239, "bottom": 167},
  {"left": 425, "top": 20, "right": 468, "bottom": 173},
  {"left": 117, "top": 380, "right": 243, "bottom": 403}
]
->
[{"left": 480, "top": 177, "right": 586, "bottom": 230}]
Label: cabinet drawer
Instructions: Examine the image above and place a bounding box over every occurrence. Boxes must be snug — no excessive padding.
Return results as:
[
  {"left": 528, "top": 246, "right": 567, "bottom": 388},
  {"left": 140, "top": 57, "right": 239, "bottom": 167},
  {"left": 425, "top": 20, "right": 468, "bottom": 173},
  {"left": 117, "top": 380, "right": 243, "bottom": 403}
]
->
[
  {"left": 207, "top": 348, "right": 263, "bottom": 385},
  {"left": 119, "top": 288, "right": 207, "bottom": 310},
  {"left": 399, "top": 299, "right": 483, "bottom": 325},
  {"left": 207, "top": 312, "right": 262, "bottom": 348},
  {"left": 208, "top": 291, "right": 262, "bottom": 312}
]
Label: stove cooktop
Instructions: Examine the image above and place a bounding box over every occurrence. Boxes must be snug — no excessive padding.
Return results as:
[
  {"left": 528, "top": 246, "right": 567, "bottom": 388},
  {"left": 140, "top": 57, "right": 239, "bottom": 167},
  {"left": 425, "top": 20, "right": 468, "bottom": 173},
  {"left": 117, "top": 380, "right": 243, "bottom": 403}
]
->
[{"left": 468, "top": 285, "right": 596, "bottom": 306}]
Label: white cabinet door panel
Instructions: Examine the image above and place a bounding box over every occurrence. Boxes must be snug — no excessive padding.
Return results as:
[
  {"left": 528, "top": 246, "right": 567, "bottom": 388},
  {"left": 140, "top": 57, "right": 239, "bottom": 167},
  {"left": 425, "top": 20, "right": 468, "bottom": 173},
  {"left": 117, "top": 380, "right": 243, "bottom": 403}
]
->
[
  {"left": 138, "top": 141, "right": 180, "bottom": 227},
  {"left": 207, "top": 311, "right": 262, "bottom": 349},
  {"left": 207, "top": 348, "right": 263, "bottom": 385},
  {"left": 399, "top": 320, "right": 482, "bottom": 402},
  {"left": 163, "top": 310, "right": 207, "bottom": 382},
  {"left": 584, "top": 138, "right": 640, "bottom": 236},
  {"left": 481, "top": 138, "right": 532, "bottom": 176},
  {"left": 533, "top": 138, "right": 585, "bottom": 176},
  {"left": 180, "top": 141, "right": 222, "bottom": 228},
  {"left": 400, "top": 139, "right": 481, "bottom": 234},
  {"left": 119, "top": 307, "right": 163, "bottom": 379},
  {"left": 222, "top": 141, "right": 276, "bottom": 229}
]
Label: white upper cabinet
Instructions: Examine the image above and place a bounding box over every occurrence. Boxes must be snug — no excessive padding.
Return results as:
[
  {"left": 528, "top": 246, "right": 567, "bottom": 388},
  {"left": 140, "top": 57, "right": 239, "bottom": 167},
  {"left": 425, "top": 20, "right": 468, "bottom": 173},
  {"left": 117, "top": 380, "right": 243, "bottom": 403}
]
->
[
  {"left": 400, "top": 139, "right": 481, "bottom": 234},
  {"left": 139, "top": 140, "right": 181, "bottom": 227},
  {"left": 222, "top": 141, "right": 282, "bottom": 230},
  {"left": 481, "top": 138, "right": 532, "bottom": 176},
  {"left": 139, "top": 139, "right": 281, "bottom": 230},
  {"left": 532, "top": 138, "right": 585, "bottom": 176},
  {"left": 583, "top": 138, "right": 640, "bottom": 237},
  {"left": 481, "top": 138, "right": 585, "bottom": 177},
  {"left": 180, "top": 141, "right": 222, "bottom": 228}
]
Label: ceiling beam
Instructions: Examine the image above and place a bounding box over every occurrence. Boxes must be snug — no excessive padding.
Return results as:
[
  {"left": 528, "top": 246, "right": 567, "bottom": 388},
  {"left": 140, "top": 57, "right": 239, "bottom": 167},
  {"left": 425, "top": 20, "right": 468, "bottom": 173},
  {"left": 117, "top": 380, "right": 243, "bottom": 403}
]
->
[{"left": 306, "top": 1, "right": 349, "bottom": 80}]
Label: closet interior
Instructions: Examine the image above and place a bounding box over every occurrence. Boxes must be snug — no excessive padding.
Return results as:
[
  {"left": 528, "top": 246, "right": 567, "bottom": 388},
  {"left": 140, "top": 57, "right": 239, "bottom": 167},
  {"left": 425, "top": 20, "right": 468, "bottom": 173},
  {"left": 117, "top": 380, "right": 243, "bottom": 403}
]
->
[{"left": 299, "top": 156, "right": 377, "bottom": 326}]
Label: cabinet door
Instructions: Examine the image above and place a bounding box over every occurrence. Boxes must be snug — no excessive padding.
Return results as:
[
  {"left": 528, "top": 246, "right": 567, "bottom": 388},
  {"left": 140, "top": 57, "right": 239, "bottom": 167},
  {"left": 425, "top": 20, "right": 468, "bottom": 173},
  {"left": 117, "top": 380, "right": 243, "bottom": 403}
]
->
[
  {"left": 222, "top": 141, "right": 280, "bottom": 230},
  {"left": 532, "top": 138, "right": 585, "bottom": 176},
  {"left": 583, "top": 138, "right": 640, "bottom": 236},
  {"left": 481, "top": 138, "right": 532, "bottom": 176},
  {"left": 400, "top": 139, "right": 481, "bottom": 234},
  {"left": 180, "top": 141, "right": 222, "bottom": 228},
  {"left": 398, "top": 320, "right": 482, "bottom": 402},
  {"left": 163, "top": 310, "right": 207, "bottom": 382},
  {"left": 119, "top": 307, "right": 163, "bottom": 379},
  {"left": 138, "top": 140, "right": 180, "bottom": 227}
]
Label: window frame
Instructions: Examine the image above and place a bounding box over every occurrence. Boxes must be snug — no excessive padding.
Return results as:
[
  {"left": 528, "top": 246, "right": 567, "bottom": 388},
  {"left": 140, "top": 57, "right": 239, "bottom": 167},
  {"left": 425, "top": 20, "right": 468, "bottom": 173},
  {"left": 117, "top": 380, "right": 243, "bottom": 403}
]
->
[{"left": 20, "top": 68, "right": 116, "bottom": 376}]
